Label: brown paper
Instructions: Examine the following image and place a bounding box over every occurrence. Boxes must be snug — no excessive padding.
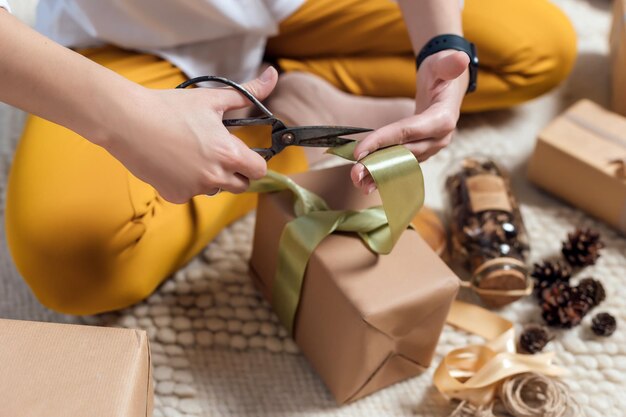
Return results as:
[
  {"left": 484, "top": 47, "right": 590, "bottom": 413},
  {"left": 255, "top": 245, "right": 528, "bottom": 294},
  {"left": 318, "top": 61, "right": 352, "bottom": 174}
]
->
[
  {"left": 249, "top": 164, "right": 460, "bottom": 404},
  {"left": 0, "top": 319, "right": 153, "bottom": 417},
  {"left": 611, "top": 0, "right": 626, "bottom": 116},
  {"left": 528, "top": 99, "right": 626, "bottom": 234},
  {"left": 467, "top": 174, "right": 513, "bottom": 213}
]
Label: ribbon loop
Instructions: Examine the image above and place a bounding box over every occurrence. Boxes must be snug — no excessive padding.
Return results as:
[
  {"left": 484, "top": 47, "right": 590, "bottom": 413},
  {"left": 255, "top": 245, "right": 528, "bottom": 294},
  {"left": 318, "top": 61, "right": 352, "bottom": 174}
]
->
[
  {"left": 249, "top": 143, "right": 424, "bottom": 333},
  {"left": 437, "top": 301, "right": 565, "bottom": 406}
]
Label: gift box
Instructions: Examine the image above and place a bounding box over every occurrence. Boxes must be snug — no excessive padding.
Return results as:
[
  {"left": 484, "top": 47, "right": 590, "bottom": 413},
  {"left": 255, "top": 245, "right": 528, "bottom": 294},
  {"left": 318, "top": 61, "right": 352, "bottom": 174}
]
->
[
  {"left": 611, "top": 0, "right": 626, "bottom": 116},
  {"left": 249, "top": 164, "right": 460, "bottom": 403},
  {"left": 527, "top": 99, "right": 626, "bottom": 234},
  {"left": 0, "top": 318, "right": 153, "bottom": 416}
]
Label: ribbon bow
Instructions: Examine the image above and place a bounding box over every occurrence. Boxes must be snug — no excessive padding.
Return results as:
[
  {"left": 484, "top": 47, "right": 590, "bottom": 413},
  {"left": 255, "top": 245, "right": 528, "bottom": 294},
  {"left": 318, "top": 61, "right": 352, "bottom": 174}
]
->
[{"left": 248, "top": 142, "right": 424, "bottom": 332}]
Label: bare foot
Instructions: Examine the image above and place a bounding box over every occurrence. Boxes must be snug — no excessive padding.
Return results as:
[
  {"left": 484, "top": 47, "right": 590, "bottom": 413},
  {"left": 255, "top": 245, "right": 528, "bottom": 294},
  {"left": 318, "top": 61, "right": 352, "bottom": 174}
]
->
[{"left": 266, "top": 72, "right": 414, "bottom": 165}]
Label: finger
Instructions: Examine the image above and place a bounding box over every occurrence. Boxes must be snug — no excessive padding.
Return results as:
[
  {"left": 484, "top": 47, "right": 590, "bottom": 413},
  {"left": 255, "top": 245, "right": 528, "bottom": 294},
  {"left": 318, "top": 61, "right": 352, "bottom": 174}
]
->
[
  {"left": 356, "top": 172, "right": 374, "bottom": 194},
  {"left": 351, "top": 163, "right": 376, "bottom": 194},
  {"left": 433, "top": 51, "right": 469, "bottom": 81},
  {"left": 350, "top": 163, "right": 368, "bottom": 186},
  {"left": 236, "top": 151, "right": 267, "bottom": 181},
  {"left": 424, "top": 133, "right": 453, "bottom": 161},
  {"left": 219, "top": 172, "right": 250, "bottom": 194},
  {"left": 415, "top": 147, "right": 439, "bottom": 163},
  {"left": 360, "top": 175, "right": 377, "bottom": 195},
  {"left": 222, "top": 134, "right": 267, "bottom": 180},
  {"left": 218, "top": 67, "right": 279, "bottom": 112},
  {"left": 403, "top": 134, "right": 452, "bottom": 162},
  {"left": 353, "top": 109, "right": 452, "bottom": 160}
]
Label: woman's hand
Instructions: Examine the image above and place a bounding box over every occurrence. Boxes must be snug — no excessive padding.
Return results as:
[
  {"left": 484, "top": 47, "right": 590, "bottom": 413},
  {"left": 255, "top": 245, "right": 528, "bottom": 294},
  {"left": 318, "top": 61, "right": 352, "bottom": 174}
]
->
[
  {"left": 351, "top": 51, "right": 469, "bottom": 193},
  {"left": 0, "top": 10, "right": 273, "bottom": 204},
  {"left": 99, "top": 67, "right": 278, "bottom": 203}
]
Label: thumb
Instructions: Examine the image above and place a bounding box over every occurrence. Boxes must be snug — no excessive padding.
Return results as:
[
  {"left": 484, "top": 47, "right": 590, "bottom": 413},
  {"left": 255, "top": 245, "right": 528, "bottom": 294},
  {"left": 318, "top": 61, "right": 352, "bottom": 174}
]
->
[
  {"left": 432, "top": 51, "right": 469, "bottom": 81},
  {"left": 218, "top": 66, "right": 279, "bottom": 111}
]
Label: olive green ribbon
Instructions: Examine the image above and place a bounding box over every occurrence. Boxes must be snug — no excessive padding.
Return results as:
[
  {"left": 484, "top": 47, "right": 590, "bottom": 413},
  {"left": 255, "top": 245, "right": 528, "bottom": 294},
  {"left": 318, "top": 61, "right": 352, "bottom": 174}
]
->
[{"left": 248, "top": 143, "right": 425, "bottom": 334}]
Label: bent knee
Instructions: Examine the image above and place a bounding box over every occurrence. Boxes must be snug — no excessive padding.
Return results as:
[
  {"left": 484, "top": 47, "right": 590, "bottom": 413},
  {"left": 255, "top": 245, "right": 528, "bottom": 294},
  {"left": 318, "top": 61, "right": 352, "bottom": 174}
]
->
[
  {"left": 532, "top": 24, "right": 577, "bottom": 96},
  {"left": 10, "top": 238, "right": 155, "bottom": 316},
  {"left": 514, "top": 5, "right": 577, "bottom": 98},
  {"left": 6, "top": 200, "right": 153, "bottom": 315}
]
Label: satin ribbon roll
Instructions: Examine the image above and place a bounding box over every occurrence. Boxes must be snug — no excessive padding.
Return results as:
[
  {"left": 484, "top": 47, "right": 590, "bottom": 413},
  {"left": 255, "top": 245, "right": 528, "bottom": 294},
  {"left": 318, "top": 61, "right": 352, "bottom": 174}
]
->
[{"left": 435, "top": 301, "right": 565, "bottom": 406}]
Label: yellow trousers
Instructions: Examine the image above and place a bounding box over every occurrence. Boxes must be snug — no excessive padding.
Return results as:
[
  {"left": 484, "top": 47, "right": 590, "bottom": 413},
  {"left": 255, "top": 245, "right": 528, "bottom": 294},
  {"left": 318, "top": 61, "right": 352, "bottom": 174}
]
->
[
  {"left": 6, "top": 0, "right": 576, "bottom": 315},
  {"left": 268, "top": 0, "right": 576, "bottom": 111}
]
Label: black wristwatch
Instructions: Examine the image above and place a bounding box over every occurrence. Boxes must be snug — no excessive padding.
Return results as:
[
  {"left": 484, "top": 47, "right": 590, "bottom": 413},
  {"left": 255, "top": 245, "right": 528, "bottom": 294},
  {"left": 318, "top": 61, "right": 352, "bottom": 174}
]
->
[{"left": 416, "top": 34, "right": 478, "bottom": 94}]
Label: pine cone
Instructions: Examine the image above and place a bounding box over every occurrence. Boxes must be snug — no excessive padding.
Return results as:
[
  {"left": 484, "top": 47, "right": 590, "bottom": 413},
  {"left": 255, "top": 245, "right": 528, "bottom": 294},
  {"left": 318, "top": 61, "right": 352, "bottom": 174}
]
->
[
  {"left": 538, "top": 282, "right": 572, "bottom": 307},
  {"left": 591, "top": 312, "right": 617, "bottom": 336},
  {"left": 577, "top": 277, "right": 606, "bottom": 308},
  {"left": 562, "top": 228, "right": 604, "bottom": 267},
  {"left": 542, "top": 300, "right": 590, "bottom": 328},
  {"left": 519, "top": 325, "right": 551, "bottom": 354},
  {"left": 532, "top": 260, "right": 572, "bottom": 298},
  {"left": 540, "top": 283, "right": 591, "bottom": 328}
]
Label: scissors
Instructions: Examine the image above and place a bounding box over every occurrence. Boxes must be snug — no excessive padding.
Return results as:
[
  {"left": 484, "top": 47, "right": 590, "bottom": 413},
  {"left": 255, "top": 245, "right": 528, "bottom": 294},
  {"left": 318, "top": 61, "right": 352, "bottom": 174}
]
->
[{"left": 176, "top": 76, "right": 372, "bottom": 161}]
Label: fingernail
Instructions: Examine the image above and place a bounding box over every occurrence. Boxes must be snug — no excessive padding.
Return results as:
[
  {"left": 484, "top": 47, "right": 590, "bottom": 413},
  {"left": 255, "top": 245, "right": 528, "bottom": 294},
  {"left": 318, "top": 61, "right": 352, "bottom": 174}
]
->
[
  {"left": 259, "top": 67, "right": 274, "bottom": 83},
  {"left": 357, "top": 169, "right": 365, "bottom": 183},
  {"left": 367, "top": 184, "right": 377, "bottom": 195},
  {"left": 357, "top": 151, "right": 369, "bottom": 161}
]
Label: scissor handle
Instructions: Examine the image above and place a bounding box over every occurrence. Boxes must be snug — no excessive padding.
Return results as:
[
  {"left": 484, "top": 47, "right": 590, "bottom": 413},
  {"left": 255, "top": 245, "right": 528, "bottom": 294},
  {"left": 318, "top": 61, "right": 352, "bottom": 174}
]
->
[
  {"left": 176, "top": 76, "right": 274, "bottom": 118},
  {"left": 223, "top": 117, "right": 277, "bottom": 127},
  {"left": 251, "top": 147, "right": 274, "bottom": 161}
]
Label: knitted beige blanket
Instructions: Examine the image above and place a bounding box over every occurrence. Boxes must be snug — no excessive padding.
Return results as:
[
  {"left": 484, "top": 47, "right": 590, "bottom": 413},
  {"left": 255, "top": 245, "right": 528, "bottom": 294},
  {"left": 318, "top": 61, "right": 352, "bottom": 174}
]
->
[{"left": 1, "top": 1, "right": 623, "bottom": 416}]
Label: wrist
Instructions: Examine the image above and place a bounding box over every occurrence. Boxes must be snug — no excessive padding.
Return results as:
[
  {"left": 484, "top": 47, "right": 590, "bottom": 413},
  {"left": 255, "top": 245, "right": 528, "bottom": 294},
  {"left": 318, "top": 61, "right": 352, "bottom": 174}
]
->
[{"left": 85, "top": 74, "right": 147, "bottom": 150}]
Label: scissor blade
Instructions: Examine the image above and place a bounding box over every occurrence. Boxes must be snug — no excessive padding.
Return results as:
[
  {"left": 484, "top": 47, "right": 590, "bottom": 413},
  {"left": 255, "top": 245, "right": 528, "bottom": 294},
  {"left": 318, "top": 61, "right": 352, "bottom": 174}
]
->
[
  {"left": 288, "top": 126, "right": 372, "bottom": 143},
  {"left": 295, "top": 137, "right": 354, "bottom": 147}
]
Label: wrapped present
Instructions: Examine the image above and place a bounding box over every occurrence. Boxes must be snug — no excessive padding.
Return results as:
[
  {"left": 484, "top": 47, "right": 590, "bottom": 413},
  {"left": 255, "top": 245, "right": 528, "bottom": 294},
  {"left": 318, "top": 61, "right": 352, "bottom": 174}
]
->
[
  {"left": 611, "top": 0, "right": 626, "bottom": 115},
  {"left": 0, "top": 318, "right": 153, "bottom": 416},
  {"left": 249, "top": 146, "right": 460, "bottom": 404},
  {"left": 527, "top": 99, "right": 626, "bottom": 234}
]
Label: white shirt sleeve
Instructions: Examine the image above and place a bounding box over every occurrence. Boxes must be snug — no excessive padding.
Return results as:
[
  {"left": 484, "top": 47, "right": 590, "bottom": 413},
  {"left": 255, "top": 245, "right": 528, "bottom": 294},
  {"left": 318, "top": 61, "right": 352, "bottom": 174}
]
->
[{"left": 0, "top": 0, "right": 11, "bottom": 12}]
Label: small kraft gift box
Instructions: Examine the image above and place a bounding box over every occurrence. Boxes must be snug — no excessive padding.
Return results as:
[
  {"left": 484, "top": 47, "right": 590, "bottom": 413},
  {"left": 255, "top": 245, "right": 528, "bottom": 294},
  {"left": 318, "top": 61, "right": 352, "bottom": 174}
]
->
[
  {"left": 611, "top": 0, "right": 626, "bottom": 116},
  {"left": 0, "top": 319, "right": 153, "bottom": 417},
  {"left": 249, "top": 164, "right": 460, "bottom": 404},
  {"left": 528, "top": 99, "right": 626, "bottom": 234}
]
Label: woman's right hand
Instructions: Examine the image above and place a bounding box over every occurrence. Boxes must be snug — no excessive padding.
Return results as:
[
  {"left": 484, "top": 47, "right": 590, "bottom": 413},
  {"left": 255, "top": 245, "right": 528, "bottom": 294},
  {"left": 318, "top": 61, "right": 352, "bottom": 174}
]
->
[
  {"left": 0, "top": 9, "right": 272, "bottom": 204},
  {"left": 95, "top": 67, "right": 277, "bottom": 204}
]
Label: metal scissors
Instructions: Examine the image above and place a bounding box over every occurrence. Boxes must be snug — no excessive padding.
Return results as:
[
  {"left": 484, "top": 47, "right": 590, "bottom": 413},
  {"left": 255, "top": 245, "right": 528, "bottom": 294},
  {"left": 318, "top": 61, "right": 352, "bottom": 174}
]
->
[{"left": 176, "top": 76, "right": 372, "bottom": 161}]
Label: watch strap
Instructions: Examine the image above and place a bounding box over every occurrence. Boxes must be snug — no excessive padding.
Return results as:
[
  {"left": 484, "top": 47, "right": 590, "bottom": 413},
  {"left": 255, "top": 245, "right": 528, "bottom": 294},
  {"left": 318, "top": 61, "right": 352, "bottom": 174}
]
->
[{"left": 416, "top": 34, "right": 478, "bottom": 93}]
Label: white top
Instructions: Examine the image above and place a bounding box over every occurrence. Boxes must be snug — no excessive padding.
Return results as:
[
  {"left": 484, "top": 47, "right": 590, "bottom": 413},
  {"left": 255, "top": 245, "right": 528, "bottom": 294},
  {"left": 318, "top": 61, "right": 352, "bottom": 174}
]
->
[
  {"left": 0, "top": 0, "right": 10, "bottom": 12},
  {"left": 35, "top": 0, "right": 306, "bottom": 82}
]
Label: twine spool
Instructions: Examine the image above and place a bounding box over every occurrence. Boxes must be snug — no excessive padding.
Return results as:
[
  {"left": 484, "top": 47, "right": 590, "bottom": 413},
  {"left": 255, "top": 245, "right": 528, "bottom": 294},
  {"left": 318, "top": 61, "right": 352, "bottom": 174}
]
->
[
  {"left": 447, "top": 373, "right": 580, "bottom": 417},
  {"left": 499, "top": 373, "right": 580, "bottom": 417}
]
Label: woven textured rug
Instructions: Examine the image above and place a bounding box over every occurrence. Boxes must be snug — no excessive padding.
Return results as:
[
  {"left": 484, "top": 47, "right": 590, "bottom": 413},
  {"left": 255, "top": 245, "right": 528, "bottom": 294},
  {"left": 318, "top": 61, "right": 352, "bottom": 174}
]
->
[{"left": 1, "top": 1, "right": 625, "bottom": 416}]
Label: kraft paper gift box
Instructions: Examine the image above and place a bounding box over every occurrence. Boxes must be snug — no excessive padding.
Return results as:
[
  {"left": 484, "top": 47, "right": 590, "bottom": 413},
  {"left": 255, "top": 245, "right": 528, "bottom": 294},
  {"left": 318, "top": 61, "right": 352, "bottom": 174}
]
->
[
  {"left": 0, "top": 318, "right": 153, "bottom": 417},
  {"left": 528, "top": 99, "right": 626, "bottom": 234},
  {"left": 249, "top": 164, "right": 460, "bottom": 404},
  {"left": 611, "top": 0, "right": 626, "bottom": 116}
]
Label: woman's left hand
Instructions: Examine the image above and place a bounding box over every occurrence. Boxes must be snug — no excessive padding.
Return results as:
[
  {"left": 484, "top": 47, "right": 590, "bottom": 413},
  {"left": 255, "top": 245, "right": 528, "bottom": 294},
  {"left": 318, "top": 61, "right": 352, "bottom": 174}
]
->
[{"left": 351, "top": 50, "right": 470, "bottom": 193}]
